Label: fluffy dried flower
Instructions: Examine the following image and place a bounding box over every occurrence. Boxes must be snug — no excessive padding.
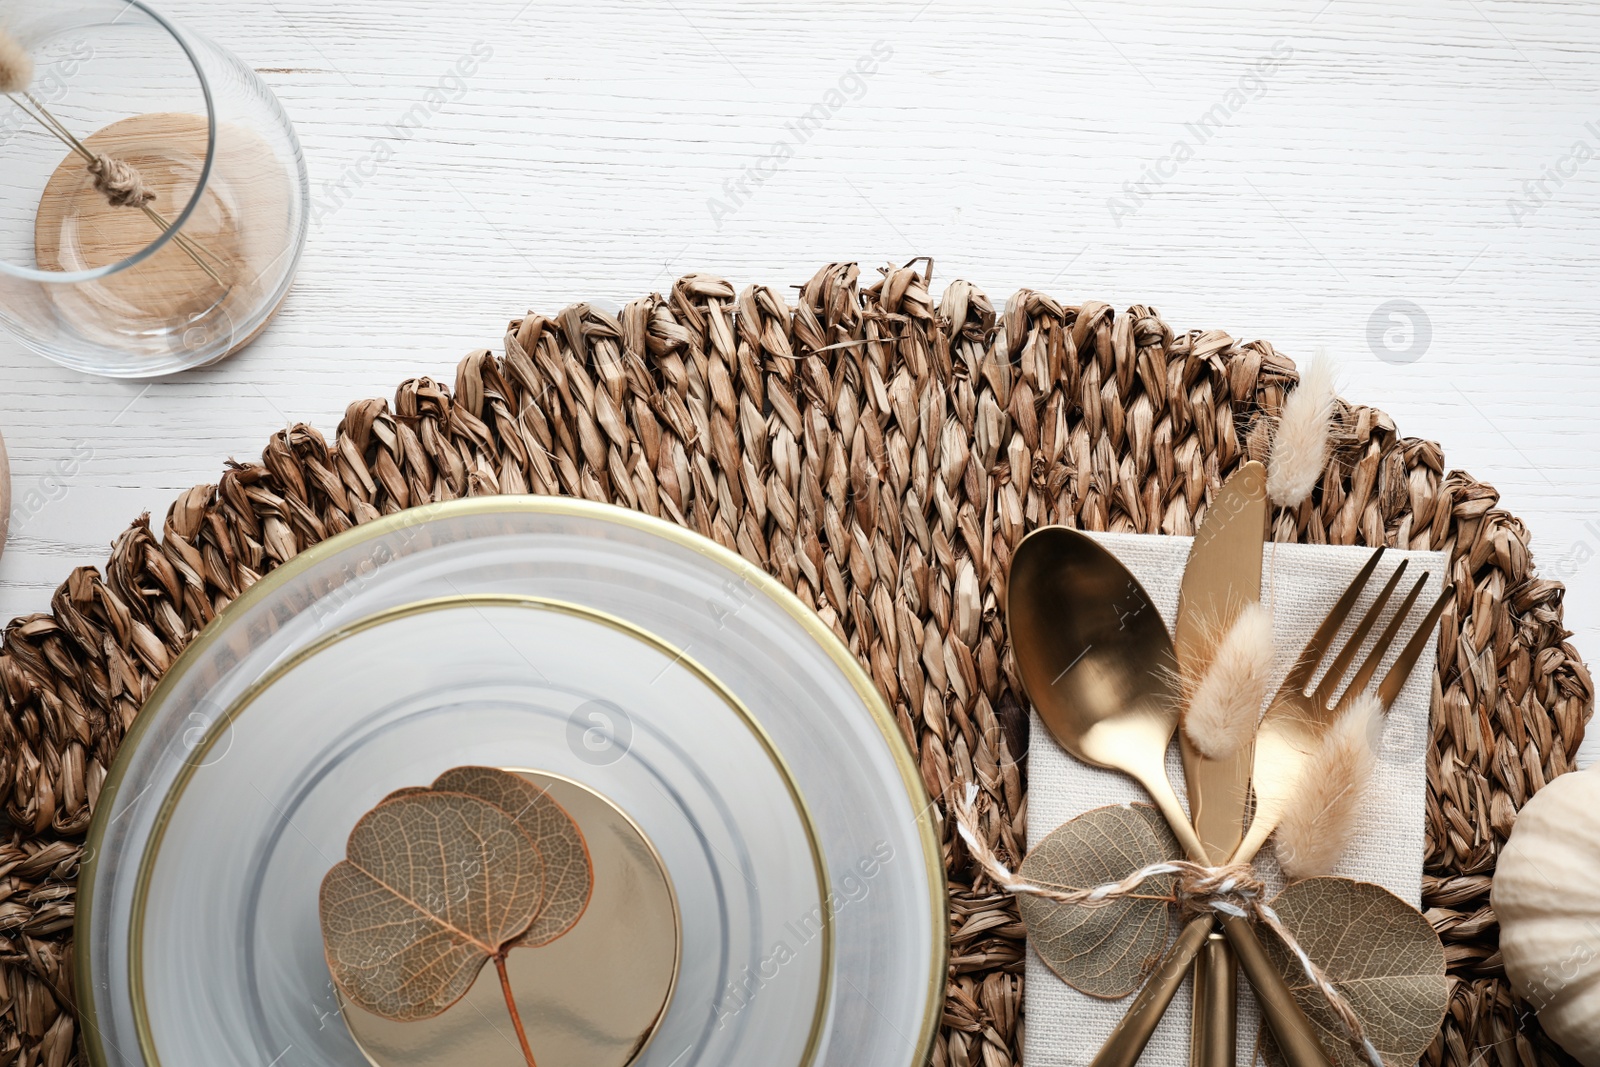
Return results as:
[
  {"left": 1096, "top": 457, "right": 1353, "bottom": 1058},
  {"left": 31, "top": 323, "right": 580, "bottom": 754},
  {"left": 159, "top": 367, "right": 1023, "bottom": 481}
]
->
[
  {"left": 1266, "top": 353, "right": 1336, "bottom": 509},
  {"left": 1274, "top": 691, "right": 1383, "bottom": 880},
  {"left": 1183, "top": 602, "right": 1274, "bottom": 759},
  {"left": 0, "top": 28, "right": 33, "bottom": 94}
]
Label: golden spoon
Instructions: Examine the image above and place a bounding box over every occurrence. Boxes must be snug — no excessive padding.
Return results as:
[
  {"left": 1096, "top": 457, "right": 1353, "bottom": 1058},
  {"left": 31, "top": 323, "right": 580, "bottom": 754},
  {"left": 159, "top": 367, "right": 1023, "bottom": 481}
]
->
[{"left": 1007, "top": 527, "right": 1330, "bottom": 1067}]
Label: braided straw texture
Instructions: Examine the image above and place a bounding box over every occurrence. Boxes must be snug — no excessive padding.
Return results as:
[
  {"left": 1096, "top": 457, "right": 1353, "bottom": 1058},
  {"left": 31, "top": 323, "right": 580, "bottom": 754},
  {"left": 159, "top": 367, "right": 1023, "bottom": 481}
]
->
[{"left": 0, "top": 263, "right": 1590, "bottom": 1067}]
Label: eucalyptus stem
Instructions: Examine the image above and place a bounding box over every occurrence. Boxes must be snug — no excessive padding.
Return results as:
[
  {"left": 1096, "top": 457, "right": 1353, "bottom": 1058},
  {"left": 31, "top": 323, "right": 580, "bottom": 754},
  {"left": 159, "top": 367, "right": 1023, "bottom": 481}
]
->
[{"left": 494, "top": 954, "right": 538, "bottom": 1067}]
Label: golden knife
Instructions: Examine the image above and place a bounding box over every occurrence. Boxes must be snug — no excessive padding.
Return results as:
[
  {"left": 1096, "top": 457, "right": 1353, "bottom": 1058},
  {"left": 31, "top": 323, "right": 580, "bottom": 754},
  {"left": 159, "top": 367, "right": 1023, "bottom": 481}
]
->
[
  {"left": 1087, "top": 460, "right": 1331, "bottom": 1067},
  {"left": 1175, "top": 461, "right": 1268, "bottom": 1067}
]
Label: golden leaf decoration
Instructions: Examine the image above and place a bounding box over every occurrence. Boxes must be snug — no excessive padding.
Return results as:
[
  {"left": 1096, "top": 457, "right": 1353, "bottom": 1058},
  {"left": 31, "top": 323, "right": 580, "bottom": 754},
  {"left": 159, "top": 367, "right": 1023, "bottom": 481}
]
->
[
  {"left": 432, "top": 766, "right": 594, "bottom": 946},
  {"left": 1260, "top": 877, "right": 1448, "bottom": 1067},
  {"left": 319, "top": 790, "right": 547, "bottom": 1022},
  {"left": 1016, "top": 804, "right": 1180, "bottom": 998}
]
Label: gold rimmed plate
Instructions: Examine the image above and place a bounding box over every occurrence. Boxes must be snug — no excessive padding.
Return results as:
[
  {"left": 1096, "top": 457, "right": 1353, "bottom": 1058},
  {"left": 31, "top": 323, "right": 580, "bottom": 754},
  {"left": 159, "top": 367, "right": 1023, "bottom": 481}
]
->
[{"left": 78, "top": 498, "right": 947, "bottom": 1067}]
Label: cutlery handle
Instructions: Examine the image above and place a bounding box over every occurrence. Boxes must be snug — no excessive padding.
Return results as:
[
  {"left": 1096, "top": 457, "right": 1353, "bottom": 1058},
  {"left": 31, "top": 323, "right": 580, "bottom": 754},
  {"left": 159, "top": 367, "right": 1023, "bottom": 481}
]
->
[
  {"left": 1219, "top": 915, "right": 1333, "bottom": 1067},
  {"left": 1089, "top": 916, "right": 1212, "bottom": 1067},
  {"left": 1188, "top": 948, "right": 1206, "bottom": 1067},
  {"left": 1193, "top": 933, "right": 1236, "bottom": 1067}
]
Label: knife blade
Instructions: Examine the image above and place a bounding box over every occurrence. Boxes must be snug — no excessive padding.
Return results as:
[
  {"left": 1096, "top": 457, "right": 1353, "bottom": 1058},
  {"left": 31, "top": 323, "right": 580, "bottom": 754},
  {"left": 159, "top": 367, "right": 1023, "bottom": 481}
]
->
[
  {"left": 1178, "top": 460, "right": 1268, "bottom": 870},
  {"left": 1176, "top": 460, "right": 1268, "bottom": 1067}
]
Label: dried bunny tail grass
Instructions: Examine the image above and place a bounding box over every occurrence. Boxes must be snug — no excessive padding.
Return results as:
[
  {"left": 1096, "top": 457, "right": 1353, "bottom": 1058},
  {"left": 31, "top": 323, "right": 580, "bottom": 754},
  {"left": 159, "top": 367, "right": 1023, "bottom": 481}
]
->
[
  {"left": 1266, "top": 352, "right": 1336, "bottom": 509},
  {"left": 1182, "top": 603, "right": 1274, "bottom": 759},
  {"left": 0, "top": 28, "right": 33, "bottom": 94},
  {"left": 1274, "top": 691, "right": 1384, "bottom": 881}
]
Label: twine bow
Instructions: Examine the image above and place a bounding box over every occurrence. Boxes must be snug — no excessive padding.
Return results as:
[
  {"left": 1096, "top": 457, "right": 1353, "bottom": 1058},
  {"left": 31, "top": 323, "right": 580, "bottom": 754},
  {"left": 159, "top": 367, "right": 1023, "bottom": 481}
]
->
[{"left": 952, "top": 783, "right": 1388, "bottom": 1067}]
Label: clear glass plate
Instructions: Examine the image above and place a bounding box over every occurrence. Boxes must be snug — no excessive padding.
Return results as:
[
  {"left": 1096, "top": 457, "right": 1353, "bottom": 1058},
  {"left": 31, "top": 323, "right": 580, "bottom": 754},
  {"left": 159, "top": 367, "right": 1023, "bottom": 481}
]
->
[{"left": 79, "top": 498, "right": 946, "bottom": 1067}]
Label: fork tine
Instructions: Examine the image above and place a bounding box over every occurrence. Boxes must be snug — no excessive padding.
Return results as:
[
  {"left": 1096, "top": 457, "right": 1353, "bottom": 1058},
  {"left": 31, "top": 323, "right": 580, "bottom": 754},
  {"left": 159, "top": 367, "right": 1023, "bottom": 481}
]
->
[
  {"left": 1376, "top": 584, "right": 1454, "bottom": 708},
  {"left": 1314, "top": 559, "right": 1409, "bottom": 706},
  {"left": 1279, "top": 547, "right": 1386, "bottom": 696},
  {"left": 1343, "top": 572, "right": 1428, "bottom": 701}
]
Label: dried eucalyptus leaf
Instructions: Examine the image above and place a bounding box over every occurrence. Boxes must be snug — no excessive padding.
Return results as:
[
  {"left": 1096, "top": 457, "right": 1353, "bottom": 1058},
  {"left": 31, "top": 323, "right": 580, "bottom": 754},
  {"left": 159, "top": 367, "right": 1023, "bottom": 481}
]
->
[
  {"left": 1260, "top": 877, "right": 1448, "bottom": 1067},
  {"left": 319, "top": 791, "right": 546, "bottom": 1021},
  {"left": 321, "top": 768, "right": 599, "bottom": 1067},
  {"left": 1016, "top": 803, "right": 1180, "bottom": 998},
  {"left": 432, "top": 766, "right": 593, "bottom": 947}
]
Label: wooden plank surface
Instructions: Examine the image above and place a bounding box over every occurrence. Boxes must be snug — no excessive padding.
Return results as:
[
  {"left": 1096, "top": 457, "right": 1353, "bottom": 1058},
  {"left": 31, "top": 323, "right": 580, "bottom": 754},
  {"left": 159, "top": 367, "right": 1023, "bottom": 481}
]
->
[{"left": 2, "top": 0, "right": 1595, "bottom": 761}]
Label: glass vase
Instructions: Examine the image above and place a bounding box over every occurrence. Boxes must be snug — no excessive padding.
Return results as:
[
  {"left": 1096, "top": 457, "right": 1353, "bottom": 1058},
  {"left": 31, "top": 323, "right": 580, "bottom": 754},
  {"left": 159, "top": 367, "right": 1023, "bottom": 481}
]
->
[{"left": 0, "top": 0, "right": 309, "bottom": 377}]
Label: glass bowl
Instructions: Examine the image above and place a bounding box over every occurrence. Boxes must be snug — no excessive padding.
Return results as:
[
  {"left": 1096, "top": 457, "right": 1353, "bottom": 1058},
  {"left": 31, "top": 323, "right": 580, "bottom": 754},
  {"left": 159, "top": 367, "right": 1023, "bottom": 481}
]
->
[{"left": 0, "top": 0, "right": 308, "bottom": 376}]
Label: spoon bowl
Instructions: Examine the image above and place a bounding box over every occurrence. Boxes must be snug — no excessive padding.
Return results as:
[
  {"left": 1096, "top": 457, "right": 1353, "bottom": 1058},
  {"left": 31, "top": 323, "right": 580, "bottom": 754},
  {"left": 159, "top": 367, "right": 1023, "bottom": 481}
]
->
[{"left": 1007, "top": 526, "right": 1198, "bottom": 853}]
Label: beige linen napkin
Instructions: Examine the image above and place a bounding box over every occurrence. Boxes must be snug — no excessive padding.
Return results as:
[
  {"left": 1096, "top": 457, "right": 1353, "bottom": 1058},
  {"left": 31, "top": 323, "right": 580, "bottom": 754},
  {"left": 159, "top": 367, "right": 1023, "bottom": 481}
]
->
[{"left": 1024, "top": 532, "right": 1445, "bottom": 1067}]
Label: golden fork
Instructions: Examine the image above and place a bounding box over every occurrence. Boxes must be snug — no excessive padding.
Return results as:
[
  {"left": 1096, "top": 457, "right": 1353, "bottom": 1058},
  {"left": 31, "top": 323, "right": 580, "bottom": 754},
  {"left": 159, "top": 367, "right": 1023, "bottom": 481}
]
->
[
  {"left": 1091, "top": 547, "right": 1452, "bottom": 1067},
  {"left": 1235, "top": 547, "right": 1451, "bottom": 863}
]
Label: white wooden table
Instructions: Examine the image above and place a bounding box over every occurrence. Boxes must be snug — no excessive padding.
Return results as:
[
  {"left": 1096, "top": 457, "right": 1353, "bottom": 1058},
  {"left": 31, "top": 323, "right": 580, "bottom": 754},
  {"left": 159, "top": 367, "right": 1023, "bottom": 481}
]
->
[{"left": 3, "top": 0, "right": 1597, "bottom": 763}]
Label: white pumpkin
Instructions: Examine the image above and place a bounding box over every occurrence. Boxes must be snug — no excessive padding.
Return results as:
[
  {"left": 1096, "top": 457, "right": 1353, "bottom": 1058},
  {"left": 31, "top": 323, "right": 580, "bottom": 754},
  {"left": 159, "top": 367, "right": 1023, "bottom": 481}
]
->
[{"left": 1494, "top": 765, "right": 1600, "bottom": 1066}]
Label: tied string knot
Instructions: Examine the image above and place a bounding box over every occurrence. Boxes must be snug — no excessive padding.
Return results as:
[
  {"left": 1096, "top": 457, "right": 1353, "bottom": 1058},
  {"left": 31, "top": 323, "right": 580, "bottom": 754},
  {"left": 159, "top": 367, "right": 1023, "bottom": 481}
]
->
[
  {"left": 951, "top": 783, "right": 1390, "bottom": 1067},
  {"left": 87, "top": 153, "right": 156, "bottom": 208},
  {"left": 1171, "top": 860, "right": 1264, "bottom": 920}
]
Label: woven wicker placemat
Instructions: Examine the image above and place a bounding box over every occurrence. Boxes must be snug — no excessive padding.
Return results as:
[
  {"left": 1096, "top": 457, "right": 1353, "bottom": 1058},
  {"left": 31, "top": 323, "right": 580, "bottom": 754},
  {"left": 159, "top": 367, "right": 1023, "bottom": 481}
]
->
[{"left": 0, "top": 262, "right": 1590, "bottom": 1067}]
